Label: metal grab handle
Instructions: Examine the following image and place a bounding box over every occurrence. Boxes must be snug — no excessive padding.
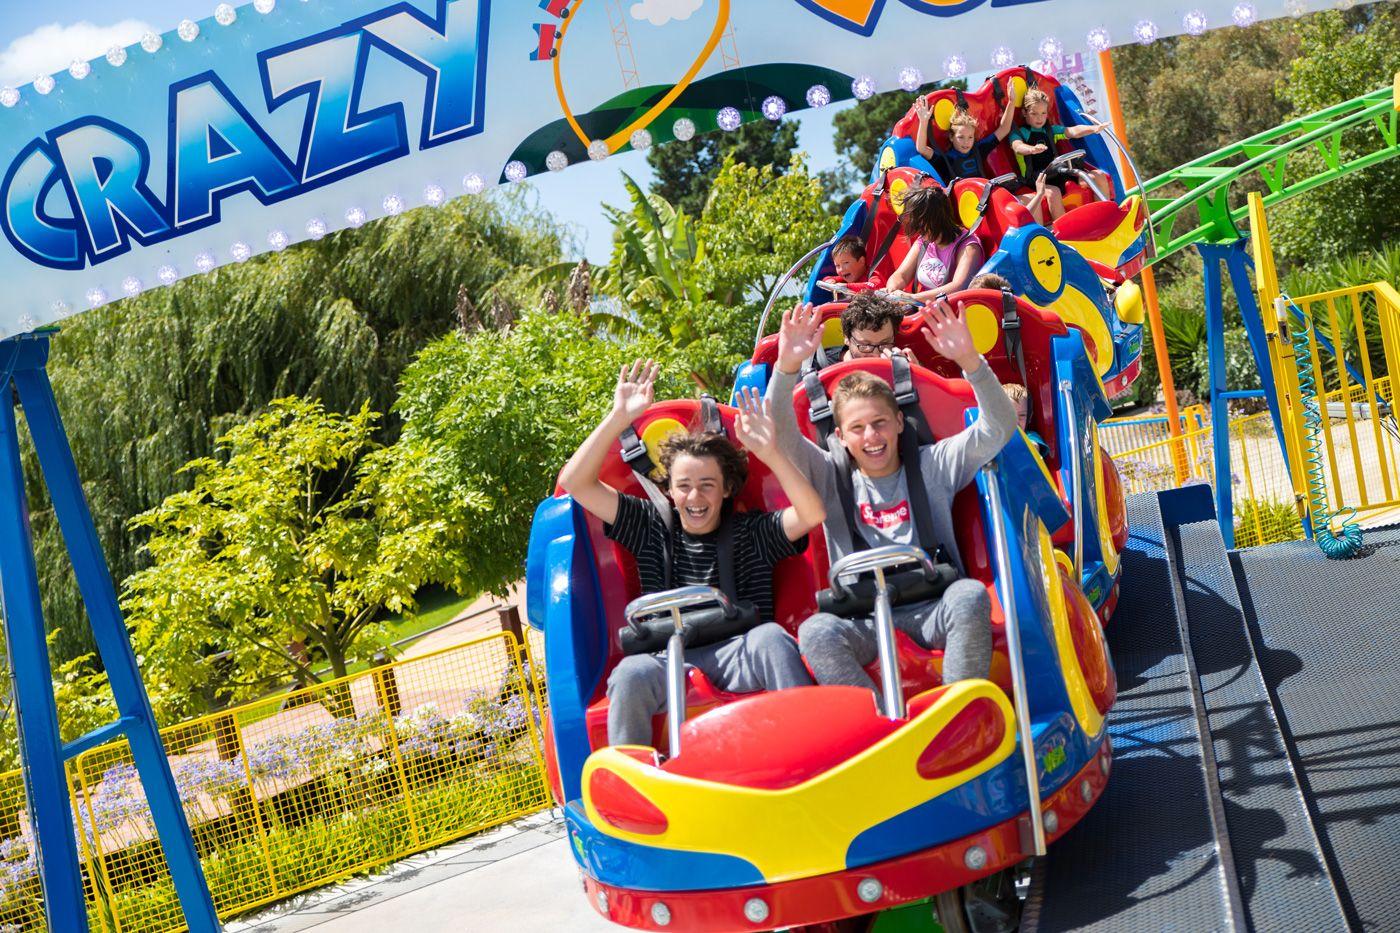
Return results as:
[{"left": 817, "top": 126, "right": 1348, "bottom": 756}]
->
[
  {"left": 976, "top": 173, "right": 1020, "bottom": 218},
  {"left": 1072, "top": 169, "right": 1110, "bottom": 203},
  {"left": 754, "top": 237, "right": 840, "bottom": 350},
  {"left": 1097, "top": 125, "right": 1157, "bottom": 260},
  {"left": 1047, "top": 150, "right": 1086, "bottom": 172},
  {"left": 623, "top": 585, "right": 734, "bottom": 758},
  {"left": 823, "top": 279, "right": 924, "bottom": 310},
  {"left": 827, "top": 545, "right": 937, "bottom": 596},
  {"left": 982, "top": 462, "right": 1047, "bottom": 857},
  {"left": 828, "top": 545, "right": 935, "bottom": 721},
  {"left": 1058, "top": 380, "right": 1084, "bottom": 579},
  {"left": 623, "top": 585, "right": 736, "bottom": 634}
]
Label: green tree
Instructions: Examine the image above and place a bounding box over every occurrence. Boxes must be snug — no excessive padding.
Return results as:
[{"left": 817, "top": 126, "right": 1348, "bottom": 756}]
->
[
  {"left": 1271, "top": 6, "right": 1400, "bottom": 262},
  {"left": 31, "top": 190, "right": 565, "bottom": 666},
  {"left": 380, "top": 310, "right": 687, "bottom": 602},
  {"left": 595, "top": 156, "right": 833, "bottom": 389},
  {"left": 1111, "top": 23, "right": 1299, "bottom": 178},
  {"left": 647, "top": 119, "right": 799, "bottom": 216},
  {"left": 121, "top": 398, "right": 452, "bottom": 718}
]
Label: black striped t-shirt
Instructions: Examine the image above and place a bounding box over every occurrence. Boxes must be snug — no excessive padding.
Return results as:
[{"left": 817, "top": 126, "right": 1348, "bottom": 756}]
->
[{"left": 603, "top": 494, "right": 806, "bottom": 624}]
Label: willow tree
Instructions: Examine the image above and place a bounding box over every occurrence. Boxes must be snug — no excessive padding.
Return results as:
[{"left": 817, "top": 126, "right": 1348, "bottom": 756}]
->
[{"left": 25, "top": 188, "right": 567, "bottom": 665}]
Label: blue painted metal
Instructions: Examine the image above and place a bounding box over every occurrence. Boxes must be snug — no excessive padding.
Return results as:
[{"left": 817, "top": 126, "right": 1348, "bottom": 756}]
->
[
  {"left": 1197, "top": 240, "right": 1298, "bottom": 548},
  {"left": 0, "top": 339, "right": 88, "bottom": 933},
  {"left": 525, "top": 494, "right": 609, "bottom": 802},
  {"left": 62, "top": 715, "right": 140, "bottom": 760},
  {"left": 0, "top": 333, "right": 220, "bottom": 932}
]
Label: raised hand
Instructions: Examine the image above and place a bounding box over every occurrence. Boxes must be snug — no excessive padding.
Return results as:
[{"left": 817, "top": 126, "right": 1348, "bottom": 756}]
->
[
  {"left": 776, "top": 301, "right": 824, "bottom": 373},
  {"left": 918, "top": 299, "right": 980, "bottom": 372},
  {"left": 612, "top": 358, "right": 658, "bottom": 421},
  {"left": 733, "top": 387, "right": 777, "bottom": 459},
  {"left": 914, "top": 96, "right": 932, "bottom": 122}
]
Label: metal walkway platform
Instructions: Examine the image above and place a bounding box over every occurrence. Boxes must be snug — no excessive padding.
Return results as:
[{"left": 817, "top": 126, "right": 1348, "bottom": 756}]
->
[{"left": 1028, "top": 487, "right": 1397, "bottom": 932}]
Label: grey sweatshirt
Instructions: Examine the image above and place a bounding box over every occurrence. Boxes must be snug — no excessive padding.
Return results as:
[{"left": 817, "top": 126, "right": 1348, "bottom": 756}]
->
[{"left": 766, "top": 360, "right": 1018, "bottom": 575}]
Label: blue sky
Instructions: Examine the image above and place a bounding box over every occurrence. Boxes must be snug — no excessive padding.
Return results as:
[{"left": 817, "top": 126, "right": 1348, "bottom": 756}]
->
[{"left": 1, "top": 1, "right": 853, "bottom": 263}]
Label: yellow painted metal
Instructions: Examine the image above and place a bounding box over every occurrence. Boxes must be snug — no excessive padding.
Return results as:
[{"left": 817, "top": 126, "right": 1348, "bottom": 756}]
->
[{"left": 0, "top": 631, "right": 554, "bottom": 931}]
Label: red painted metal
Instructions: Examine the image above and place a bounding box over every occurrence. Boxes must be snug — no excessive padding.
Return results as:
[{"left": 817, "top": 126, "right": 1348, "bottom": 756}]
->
[
  {"left": 590, "top": 766, "right": 669, "bottom": 836},
  {"left": 914, "top": 697, "right": 1006, "bottom": 780},
  {"left": 582, "top": 749, "right": 1112, "bottom": 931}
]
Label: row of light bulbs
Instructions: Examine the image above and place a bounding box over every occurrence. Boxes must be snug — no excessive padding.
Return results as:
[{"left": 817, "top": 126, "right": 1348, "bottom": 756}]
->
[{"left": 0, "top": 0, "right": 1341, "bottom": 327}]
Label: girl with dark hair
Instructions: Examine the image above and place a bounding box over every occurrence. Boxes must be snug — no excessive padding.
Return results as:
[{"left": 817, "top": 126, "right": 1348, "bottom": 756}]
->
[{"left": 883, "top": 185, "right": 984, "bottom": 302}]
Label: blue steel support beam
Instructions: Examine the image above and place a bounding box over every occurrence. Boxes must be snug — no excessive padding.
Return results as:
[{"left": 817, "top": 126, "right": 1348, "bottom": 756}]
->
[
  {"left": 1229, "top": 244, "right": 1292, "bottom": 478},
  {"left": 1198, "top": 246, "right": 1236, "bottom": 548},
  {"left": 6, "top": 333, "right": 220, "bottom": 932},
  {"left": 0, "top": 342, "right": 88, "bottom": 932}
]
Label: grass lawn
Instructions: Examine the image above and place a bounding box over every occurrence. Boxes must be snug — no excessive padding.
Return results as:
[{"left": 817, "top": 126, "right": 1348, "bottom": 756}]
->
[{"left": 321, "top": 586, "right": 480, "bottom": 679}]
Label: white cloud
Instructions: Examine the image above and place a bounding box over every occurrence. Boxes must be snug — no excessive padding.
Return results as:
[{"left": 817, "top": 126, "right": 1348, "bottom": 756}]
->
[
  {"left": 0, "top": 19, "right": 154, "bottom": 88},
  {"left": 629, "top": 0, "right": 703, "bottom": 27}
]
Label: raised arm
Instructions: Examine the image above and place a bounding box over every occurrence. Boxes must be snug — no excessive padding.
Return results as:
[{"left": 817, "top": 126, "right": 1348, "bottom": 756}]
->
[
  {"left": 558, "top": 359, "right": 657, "bottom": 525},
  {"left": 916, "top": 302, "right": 1017, "bottom": 487},
  {"left": 765, "top": 302, "right": 836, "bottom": 483},
  {"left": 913, "top": 96, "right": 935, "bottom": 161},
  {"left": 1065, "top": 120, "right": 1105, "bottom": 141},
  {"left": 734, "top": 388, "right": 825, "bottom": 541},
  {"left": 992, "top": 92, "right": 1016, "bottom": 142}
]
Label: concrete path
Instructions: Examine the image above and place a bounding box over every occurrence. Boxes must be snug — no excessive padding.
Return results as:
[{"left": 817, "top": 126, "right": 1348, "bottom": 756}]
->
[{"left": 225, "top": 811, "right": 611, "bottom": 933}]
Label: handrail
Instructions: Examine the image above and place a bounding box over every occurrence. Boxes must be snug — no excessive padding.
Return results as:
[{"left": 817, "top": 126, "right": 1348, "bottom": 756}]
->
[
  {"left": 1097, "top": 124, "right": 1157, "bottom": 260},
  {"left": 1059, "top": 380, "right": 1084, "bottom": 578},
  {"left": 625, "top": 585, "right": 736, "bottom": 755},
  {"left": 828, "top": 545, "right": 933, "bottom": 720},
  {"left": 753, "top": 236, "right": 839, "bottom": 349},
  {"left": 982, "top": 462, "right": 1047, "bottom": 857}
]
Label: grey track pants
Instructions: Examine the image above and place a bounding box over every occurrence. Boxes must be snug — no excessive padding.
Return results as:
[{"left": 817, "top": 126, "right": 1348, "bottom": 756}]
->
[
  {"left": 798, "top": 578, "right": 993, "bottom": 690},
  {"left": 605, "top": 622, "right": 813, "bottom": 747}
]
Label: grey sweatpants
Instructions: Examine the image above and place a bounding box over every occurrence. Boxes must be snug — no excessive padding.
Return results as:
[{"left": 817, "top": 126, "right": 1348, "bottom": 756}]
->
[
  {"left": 798, "top": 579, "right": 993, "bottom": 690},
  {"left": 606, "top": 622, "right": 813, "bottom": 746}
]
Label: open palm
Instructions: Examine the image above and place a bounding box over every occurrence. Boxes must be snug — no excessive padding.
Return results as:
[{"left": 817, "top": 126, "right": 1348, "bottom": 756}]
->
[
  {"left": 919, "top": 300, "right": 977, "bottom": 368},
  {"left": 777, "top": 301, "right": 824, "bottom": 370},
  {"left": 613, "top": 359, "right": 658, "bottom": 420},
  {"left": 733, "top": 387, "right": 776, "bottom": 458}
]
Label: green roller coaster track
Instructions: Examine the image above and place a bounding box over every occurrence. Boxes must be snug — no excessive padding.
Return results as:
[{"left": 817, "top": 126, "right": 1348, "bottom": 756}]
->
[{"left": 1138, "top": 79, "right": 1400, "bottom": 265}]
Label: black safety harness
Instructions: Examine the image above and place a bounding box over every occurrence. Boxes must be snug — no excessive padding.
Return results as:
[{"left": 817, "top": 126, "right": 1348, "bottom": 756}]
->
[
  {"left": 802, "top": 356, "right": 959, "bottom": 617},
  {"left": 999, "top": 287, "right": 1028, "bottom": 389},
  {"left": 615, "top": 397, "right": 760, "bottom": 655}
]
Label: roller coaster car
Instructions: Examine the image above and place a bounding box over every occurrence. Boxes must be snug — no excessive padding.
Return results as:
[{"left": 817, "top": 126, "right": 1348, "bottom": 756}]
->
[
  {"left": 525, "top": 345, "right": 1119, "bottom": 931},
  {"left": 739, "top": 289, "right": 1127, "bottom": 621},
  {"left": 875, "top": 67, "right": 1148, "bottom": 279}
]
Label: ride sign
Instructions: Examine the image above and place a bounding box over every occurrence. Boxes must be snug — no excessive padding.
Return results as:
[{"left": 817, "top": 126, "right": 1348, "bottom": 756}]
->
[{"left": 0, "top": 0, "right": 1378, "bottom": 337}]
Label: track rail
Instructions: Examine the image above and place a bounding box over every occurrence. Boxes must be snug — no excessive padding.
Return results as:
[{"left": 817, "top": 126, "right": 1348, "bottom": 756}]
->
[{"left": 1139, "top": 82, "right": 1399, "bottom": 264}]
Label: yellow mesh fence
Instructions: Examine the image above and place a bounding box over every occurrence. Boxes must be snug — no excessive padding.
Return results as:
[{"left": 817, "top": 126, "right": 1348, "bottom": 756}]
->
[
  {"left": 1105, "top": 409, "right": 1306, "bottom": 549},
  {"left": 0, "top": 629, "right": 551, "bottom": 932}
]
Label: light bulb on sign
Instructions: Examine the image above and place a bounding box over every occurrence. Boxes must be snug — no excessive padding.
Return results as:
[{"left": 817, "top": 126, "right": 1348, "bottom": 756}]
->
[
  {"left": 761, "top": 96, "right": 786, "bottom": 121},
  {"left": 942, "top": 55, "right": 966, "bottom": 79},
  {"left": 33, "top": 75, "right": 54, "bottom": 95},
  {"left": 990, "top": 46, "right": 1015, "bottom": 69},
  {"left": 1231, "top": 2, "right": 1257, "bottom": 26},
  {"left": 545, "top": 151, "right": 568, "bottom": 172},
  {"left": 423, "top": 184, "right": 446, "bottom": 207},
  {"left": 587, "top": 140, "right": 609, "bottom": 161},
  {"left": 86, "top": 287, "right": 109, "bottom": 308},
  {"left": 306, "top": 218, "right": 327, "bottom": 239},
  {"left": 215, "top": 3, "right": 237, "bottom": 25},
  {"left": 69, "top": 60, "right": 91, "bottom": 80},
  {"left": 851, "top": 75, "right": 876, "bottom": 100},
  {"left": 630, "top": 129, "right": 652, "bottom": 151},
  {"left": 1038, "top": 36, "right": 1063, "bottom": 62},
  {"left": 230, "top": 242, "right": 252, "bottom": 262},
  {"left": 717, "top": 107, "right": 742, "bottom": 131},
  {"left": 52, "top": 300, "right": 72, "bottom": 319},
  {"left": 122, "top": 276, "right": 143, "bottom": 297},
  {"left": 504, "top": 161, "right": 528, "bottom": 182},
  {"left": 0, "top": 88, "right": 18, "bottom": 108},
  {"left": 898, "top": 66, "right": 923, "bottom": 92},
  {"left": 462, "top": 173, "right": 485, "bottom": 194},
  {"left": 141, "top": 32, "right": 162, "bottom": 53},
  {"left": 1086, "top": 27, "right": 1111, "bottom": 52},
  {"left": 194, "top": 251, "right": 216, "bottom": 273},
  {"left": 268, "top": 229, "right": 290, "bottom": 250},
  {"left": 805, "top": 85, "right": 831, "bottom": 108},
  {"left": 1182, "top": 10, "right": 1208, "bottom": 35},
  {"left": 107, "top": 46, "right": 127, "bottom": 67},
  {"left": 1133, "top": 20, "right": 1158, "bottom": 44},
  {"left": 672, "top": 118, "right": 696, "bottom": 141},
  {"left": 178, "top": 19, "right": 201, "bottom": 41},
  {"left": 158, "top": 265, "right": 180, "bottom": 285},
  {"left": 254, "top": 0, "right": 276, "bottom": 12}
]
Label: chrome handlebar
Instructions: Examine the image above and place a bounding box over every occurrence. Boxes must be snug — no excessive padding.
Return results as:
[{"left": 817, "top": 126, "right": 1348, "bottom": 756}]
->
[
  {"left": 828, "top": 545, "right": 937, "bottom": 596},
  {"left": 624, "top": 585, "right": 735, "bottom": 634}
]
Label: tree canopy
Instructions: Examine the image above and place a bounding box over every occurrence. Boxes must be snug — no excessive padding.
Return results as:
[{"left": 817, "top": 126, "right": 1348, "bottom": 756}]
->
[{"left": 647, "top": 119, "right": 799, "bottom": 216}]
